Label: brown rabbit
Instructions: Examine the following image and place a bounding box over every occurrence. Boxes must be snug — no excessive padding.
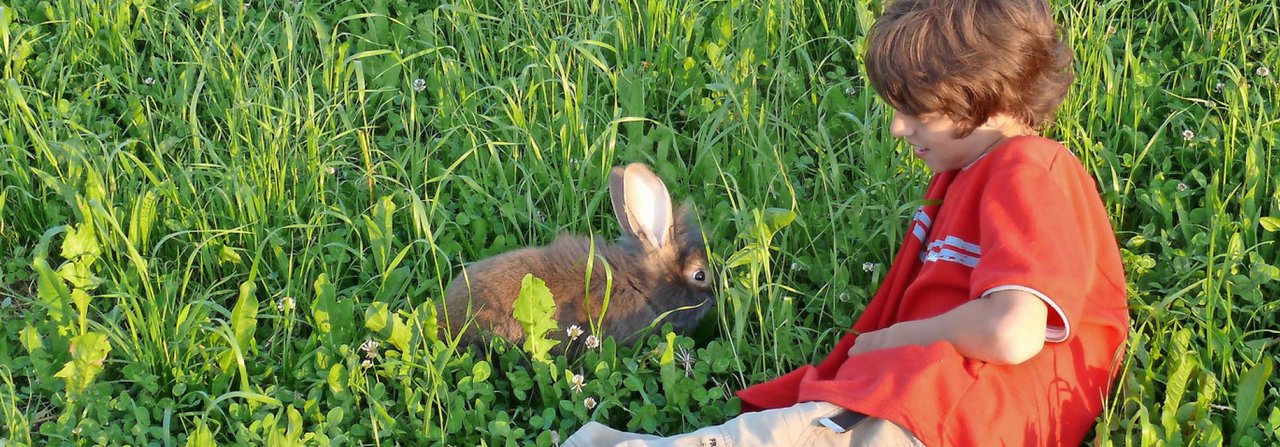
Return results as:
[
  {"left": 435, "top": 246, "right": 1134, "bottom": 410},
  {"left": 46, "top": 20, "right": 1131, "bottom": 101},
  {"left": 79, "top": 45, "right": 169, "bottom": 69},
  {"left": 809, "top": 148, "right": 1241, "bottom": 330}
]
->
[{"left": 440, "top": 163, "right": 714, "bottom": 354}]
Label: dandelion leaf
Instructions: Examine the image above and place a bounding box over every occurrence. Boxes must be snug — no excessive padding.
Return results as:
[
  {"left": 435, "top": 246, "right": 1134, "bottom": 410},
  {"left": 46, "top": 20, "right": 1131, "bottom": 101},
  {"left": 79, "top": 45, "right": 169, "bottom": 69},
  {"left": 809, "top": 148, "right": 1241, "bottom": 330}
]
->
[
  {"left": 54, "top": 331, "right": 111, "bottom": 399},
  {"left": 513, "top": 273, "right": 559, "bottom": 362}
]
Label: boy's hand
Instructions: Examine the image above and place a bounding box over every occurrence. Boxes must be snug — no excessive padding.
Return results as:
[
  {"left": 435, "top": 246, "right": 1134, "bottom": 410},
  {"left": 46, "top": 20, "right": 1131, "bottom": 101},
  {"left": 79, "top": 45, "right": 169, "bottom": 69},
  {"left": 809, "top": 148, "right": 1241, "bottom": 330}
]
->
[
  {"left": 846, "top": 290, "right": 1049, "bottom": 364},
  {"left": 846, "top": 326, "right": 900, "bottom": 357}
]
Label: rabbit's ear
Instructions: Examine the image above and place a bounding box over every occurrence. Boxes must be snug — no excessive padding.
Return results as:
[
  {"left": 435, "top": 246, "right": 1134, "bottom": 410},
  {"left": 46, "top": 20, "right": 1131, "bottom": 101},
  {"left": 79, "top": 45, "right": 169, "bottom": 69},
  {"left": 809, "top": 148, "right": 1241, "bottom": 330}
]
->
[
  {"left": 611, "top": 163, "right": 673, "bottom": 249},
  {"left": 609, "top": 166, "right": 633, "bottom": 237}
]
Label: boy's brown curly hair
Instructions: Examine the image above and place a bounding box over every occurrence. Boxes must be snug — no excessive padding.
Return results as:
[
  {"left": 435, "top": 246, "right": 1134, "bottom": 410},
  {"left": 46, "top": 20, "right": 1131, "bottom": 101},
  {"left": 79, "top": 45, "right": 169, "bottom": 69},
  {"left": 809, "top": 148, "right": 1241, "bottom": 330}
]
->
[{"left": 865, "top": 0, "right": 1074, "bottom": 137}]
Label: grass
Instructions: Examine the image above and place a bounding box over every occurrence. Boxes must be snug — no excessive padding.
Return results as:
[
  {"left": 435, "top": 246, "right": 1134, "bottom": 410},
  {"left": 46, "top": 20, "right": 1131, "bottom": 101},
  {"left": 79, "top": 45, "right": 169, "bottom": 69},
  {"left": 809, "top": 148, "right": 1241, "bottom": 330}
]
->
[{"left": 0, "top": 0, "right": 1277, "bottom": 445}]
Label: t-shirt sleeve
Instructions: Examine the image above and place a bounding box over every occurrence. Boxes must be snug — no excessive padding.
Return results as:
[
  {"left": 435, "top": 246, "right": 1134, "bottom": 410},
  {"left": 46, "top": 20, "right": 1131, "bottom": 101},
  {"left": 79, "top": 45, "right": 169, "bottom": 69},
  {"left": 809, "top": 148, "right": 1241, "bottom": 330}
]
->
[{"left": 969, "top": 155, "right": 1091, "bottom": 343}]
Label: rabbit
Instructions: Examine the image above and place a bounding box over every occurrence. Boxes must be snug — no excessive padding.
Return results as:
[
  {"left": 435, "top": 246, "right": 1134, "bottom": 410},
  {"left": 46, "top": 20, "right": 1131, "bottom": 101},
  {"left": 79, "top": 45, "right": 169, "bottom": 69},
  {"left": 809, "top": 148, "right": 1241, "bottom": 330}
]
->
[{"left": 440, "top": 163, "right": 715, "bottom": 355}]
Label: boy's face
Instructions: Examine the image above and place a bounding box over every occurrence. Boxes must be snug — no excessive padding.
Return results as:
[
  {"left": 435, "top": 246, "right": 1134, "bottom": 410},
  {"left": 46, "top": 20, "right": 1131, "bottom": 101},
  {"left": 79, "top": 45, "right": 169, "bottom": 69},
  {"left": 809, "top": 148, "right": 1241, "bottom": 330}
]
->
[{"left": 889, "top": 110, "right": 1016, "bottom": 172}]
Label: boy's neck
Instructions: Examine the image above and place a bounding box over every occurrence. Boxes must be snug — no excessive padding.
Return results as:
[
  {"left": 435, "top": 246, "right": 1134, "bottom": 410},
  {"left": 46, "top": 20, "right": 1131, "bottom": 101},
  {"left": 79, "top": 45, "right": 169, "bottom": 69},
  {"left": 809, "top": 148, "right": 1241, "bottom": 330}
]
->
[{"left": 962, "top": 119, "right": 1036, "bottom": 169}]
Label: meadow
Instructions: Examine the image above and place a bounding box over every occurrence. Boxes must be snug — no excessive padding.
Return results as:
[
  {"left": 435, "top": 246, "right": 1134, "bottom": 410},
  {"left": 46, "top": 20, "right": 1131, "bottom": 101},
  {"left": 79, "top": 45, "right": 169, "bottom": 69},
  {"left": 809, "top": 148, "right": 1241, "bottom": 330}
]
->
[{"left": 0, "top": 0, "right": 1277, "bottom": 445}]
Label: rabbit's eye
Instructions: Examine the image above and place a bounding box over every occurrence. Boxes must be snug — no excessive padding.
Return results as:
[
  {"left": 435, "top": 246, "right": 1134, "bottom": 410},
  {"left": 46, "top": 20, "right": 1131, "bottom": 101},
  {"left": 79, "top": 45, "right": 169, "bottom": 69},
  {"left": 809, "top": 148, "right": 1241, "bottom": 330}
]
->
[{"left": 693, "top": 270, "right": 706, "bottom": 282}]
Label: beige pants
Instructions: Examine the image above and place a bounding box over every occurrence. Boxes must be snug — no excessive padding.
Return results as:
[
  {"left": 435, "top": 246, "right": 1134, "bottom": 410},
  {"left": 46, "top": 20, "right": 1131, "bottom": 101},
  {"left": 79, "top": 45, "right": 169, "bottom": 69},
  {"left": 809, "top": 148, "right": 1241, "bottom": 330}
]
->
[{"left": 562, "top": 401, "right": 924, "bottom": 447}]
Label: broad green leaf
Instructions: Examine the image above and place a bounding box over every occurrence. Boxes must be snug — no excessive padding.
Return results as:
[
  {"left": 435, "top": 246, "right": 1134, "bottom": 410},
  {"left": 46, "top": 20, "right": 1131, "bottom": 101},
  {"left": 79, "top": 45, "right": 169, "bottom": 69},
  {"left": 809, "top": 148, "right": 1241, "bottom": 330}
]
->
[
  {"left": 415, "top": 301, "right": 439, "bottom": 344},
  {"left": 311, "top": 274, "right": 335, "bottom": 334},
  {"left": 1260, "top": 217, "right": 1280, "bottom": 233},
  {"left": 286, "top": 405, "right": 304, "bottom": 440},
  {"left": 217, "top": 244, "right": 242, "bottom": 265},
  {"left": 1235, "top": 356, "right": 1272, "bottom": 431},
  {"left": 54, "top": 331, "right": 112, "bottom": 398},
  {"left": 1161, "top": 353, "right": 1194, "bottom": 442},
  {"left": 57, "top": 261, "right": 103, "bottom": 291},
  {"left": 389, "top": 314, "right": 411, "bottom": 353},
  {"left": 128, "top": 189, "right": 159, "bottom": 250},
  {"left": 327, "top": 363, "right": 348, "bottom": 395},
  {"left": 763, "top": 208, "right": 798, "bottom": 235},
  {"left": 184, "top": 421, "right": 217, "bottom": 447},
  {"left": 374, "top": 266, "right": 411, "bottom": 302},
  {"left": 60, "top": 223, "right": 100, "bottom": 262},
  {"left": 33, "top": 257, "right": 72, "bottom": 326},
  {"left": 364, "top": 301, "right": 410, "bottom": 353},
  {"left": 231, "top": 281, "right": 259, "bottom": 354},
  {"left": 70, "top": 289, "right": 91, "bottom": 333},
  {"left": 659, "top": 332, "right": 676, "bottom": 366},
  {"left": 312, "top": 274, "right": 354, "bottom": 346},
  {"left": 365, "top": 301, "right": 390, "bottom": 332},
  {"left": 659, "top": 332, "right": 684, "bottom": 407},
  {"left": 364, "top": 196, "right": 396, "bottom": 275},
  {"left": 513, "top": 274, "right": 559, "bottom": 362},
  {"left": 473, "top": 361, "right": 491, "bottom": 383},
  {"left": 19, "top": 324, "right": 43, "bottom": 352}
]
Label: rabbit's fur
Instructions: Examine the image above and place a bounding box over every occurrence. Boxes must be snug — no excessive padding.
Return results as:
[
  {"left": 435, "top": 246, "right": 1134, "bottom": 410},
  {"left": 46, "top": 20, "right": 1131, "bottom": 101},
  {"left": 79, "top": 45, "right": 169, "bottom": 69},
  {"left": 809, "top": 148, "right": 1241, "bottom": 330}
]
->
[{"left": 441, "top": 163, "right": 714, "bottom": 354}]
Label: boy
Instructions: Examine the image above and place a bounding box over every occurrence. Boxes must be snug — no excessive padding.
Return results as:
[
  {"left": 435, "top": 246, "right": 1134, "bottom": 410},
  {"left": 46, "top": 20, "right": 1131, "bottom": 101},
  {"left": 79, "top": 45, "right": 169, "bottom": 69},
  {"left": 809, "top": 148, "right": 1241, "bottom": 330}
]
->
[{"left": 565, "top": 0, "right": 1129, "bottom": 444}]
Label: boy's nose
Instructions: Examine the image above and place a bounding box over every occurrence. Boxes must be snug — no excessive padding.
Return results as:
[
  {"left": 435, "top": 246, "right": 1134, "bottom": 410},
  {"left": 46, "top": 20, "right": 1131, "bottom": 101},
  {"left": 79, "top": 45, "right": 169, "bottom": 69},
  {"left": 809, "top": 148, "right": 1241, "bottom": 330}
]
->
[{"left": 890, "top": 112, "right": 912, "bottom": 138}]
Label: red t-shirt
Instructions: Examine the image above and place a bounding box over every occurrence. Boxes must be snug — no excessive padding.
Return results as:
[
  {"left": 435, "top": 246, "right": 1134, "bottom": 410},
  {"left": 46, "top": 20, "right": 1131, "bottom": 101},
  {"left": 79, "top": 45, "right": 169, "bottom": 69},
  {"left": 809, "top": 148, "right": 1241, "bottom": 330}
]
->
[{"left": 737, "top": 136, "right": 1129, "bottom": 446}]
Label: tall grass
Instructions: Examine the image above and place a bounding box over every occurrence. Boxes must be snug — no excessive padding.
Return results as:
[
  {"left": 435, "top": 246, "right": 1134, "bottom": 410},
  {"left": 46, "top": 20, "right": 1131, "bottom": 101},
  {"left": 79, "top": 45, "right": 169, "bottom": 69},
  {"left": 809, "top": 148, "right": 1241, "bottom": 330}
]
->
[{"left": 0, "top": 0, "right": 1277, "bottom": 444}]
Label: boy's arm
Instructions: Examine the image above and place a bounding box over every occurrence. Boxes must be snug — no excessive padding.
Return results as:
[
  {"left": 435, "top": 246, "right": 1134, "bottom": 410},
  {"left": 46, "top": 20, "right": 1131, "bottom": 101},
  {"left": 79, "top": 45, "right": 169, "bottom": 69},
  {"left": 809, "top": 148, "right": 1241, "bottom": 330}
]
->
[{"left": 847, "top": 290, "right": 1048, "bottom": 365}]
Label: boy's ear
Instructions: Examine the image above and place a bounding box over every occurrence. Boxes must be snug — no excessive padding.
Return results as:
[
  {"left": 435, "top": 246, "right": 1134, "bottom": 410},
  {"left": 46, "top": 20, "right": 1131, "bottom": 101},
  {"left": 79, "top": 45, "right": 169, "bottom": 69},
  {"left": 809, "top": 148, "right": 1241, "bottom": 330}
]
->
[
  {"left": 982, "top": 113, "right": 1027, "bottom": 133},
  {"left": 982, "top": 114, "right": 1010, "bottom": 129}
]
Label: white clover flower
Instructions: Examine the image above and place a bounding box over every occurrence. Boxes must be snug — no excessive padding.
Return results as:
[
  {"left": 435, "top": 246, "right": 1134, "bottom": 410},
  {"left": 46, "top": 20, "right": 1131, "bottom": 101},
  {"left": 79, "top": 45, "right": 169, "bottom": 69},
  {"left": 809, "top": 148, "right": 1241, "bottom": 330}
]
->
[
  {"left": 143, "top": 77, "right": 156, "bottom": 85},
  {"left": 361, "top": 359, "right": 372, "bottom": 368},
  {"left": 862, "top": 262, "right": 877, "bottom": 273},
  {"left": 277, "top": 296, "right": 295, "bottom": 312},
  {"left": 551, "top": 431, "right": 561, "bottom": 446},
  {"left": 1257, "top": 66, "right": 1271, "bottom": 77},
  {"left": 583, "top": 397, "right": 597, "bottom": 409},
  {"left": 360, "top": 338, "right": 379, "bottom": 355},
  {"left": 570, "top": 373, "right": 586, "bottom": 393},
  {"left": 1177, "top": 182, "right": 1188, "bottom": 192},
  {"left": 412, "top": 78, "right": 427, "bottom": 92},
  {"left": 676, "top": 346, "right": 696, "bottom": 377},
  {"left": 790, "top": 261, "right": 804, "bottom": 271},
  {"left": 1106, "top": 25, "right": 1117, "bottom": 35},
  {"left": 566, "top": 324, "right": 584, "bottom": 341},
  {"left": 584, "top": 335, "right": 600, "bottom": 349},
  {"left": 326, "top": 165, "right": 336, "bottom": 175},
  {"left": 1214, "top": 82, "right": 1225, "bottom": 92},
  {"left": 1182, "top": 129, "right": 1195, "bottom": 141}
]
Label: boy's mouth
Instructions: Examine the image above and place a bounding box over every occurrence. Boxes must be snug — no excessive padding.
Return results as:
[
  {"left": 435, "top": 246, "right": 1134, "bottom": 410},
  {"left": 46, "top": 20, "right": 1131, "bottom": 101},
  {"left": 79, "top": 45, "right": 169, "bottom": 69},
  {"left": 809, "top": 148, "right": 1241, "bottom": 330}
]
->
[{"left": 913, "top": 145, "right": 928, "bottom": 157}]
